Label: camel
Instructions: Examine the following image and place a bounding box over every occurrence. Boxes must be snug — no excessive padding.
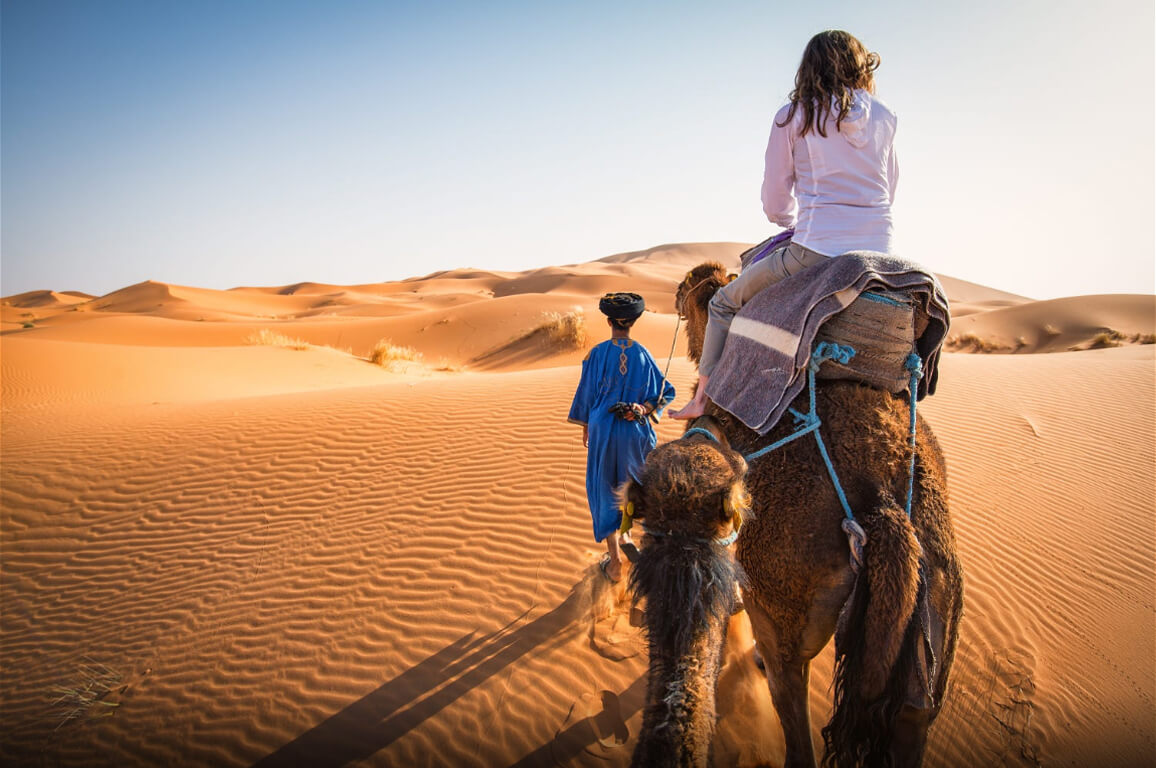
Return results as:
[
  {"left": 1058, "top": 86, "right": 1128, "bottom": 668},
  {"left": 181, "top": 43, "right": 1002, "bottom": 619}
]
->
[{"left": 623, "top": 262, "right": 964, "bottom": 768}]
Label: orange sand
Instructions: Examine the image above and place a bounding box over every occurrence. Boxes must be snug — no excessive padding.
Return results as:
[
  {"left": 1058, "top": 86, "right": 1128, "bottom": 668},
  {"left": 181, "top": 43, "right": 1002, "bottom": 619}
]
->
[{"left": 2, "top": 243, "right": 1153, "bottom": 766}]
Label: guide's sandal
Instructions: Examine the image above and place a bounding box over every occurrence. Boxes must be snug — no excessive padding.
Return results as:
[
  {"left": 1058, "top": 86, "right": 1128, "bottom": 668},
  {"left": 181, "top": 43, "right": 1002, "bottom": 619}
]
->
[{"left": 598, "top": 554, "right": 623, "bottom": 583}]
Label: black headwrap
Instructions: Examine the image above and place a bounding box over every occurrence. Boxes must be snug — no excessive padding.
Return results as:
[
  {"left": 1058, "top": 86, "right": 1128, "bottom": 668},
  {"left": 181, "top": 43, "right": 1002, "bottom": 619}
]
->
[{"left": 598, "top": 292, "right": 645, "bottom": 320}]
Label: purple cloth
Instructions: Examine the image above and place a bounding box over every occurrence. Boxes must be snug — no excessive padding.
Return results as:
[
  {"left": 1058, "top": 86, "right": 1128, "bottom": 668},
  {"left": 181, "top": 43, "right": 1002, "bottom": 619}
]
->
[
  {"left": 741, "top": 229, "right": 795, "bottom": 268},
  {"left": 705, "top": 251, "right": 950, "bottom": 435}
]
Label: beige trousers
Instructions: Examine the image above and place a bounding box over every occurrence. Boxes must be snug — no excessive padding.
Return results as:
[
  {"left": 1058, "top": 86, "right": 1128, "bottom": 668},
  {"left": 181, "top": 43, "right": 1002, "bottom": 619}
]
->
[{"left": 699, "top": 242, "right": 828, "bottom": 377}]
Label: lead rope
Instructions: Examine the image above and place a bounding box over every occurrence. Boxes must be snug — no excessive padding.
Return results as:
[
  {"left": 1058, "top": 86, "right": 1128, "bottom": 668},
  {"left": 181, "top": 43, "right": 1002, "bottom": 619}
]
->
[
  {"left": 904, "top": 353, "right": 924, "bottom": 518},
  {"left": 653, "top": 313, "right": 681, "bottom": 417}
]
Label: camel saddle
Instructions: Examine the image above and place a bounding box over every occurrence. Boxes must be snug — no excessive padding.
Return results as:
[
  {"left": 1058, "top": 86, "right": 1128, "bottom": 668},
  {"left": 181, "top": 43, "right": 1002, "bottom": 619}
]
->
[{"left": 814, "top": 289, "right": 931, "bottom": 393}]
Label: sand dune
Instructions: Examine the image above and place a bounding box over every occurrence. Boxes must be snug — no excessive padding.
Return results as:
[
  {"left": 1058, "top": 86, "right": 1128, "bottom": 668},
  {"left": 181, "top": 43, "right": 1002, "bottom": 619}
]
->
[
  {"left": 947, "top": 294, "right": 1156, "bottom": 353},
  {"left": 2, "top": 243, "right": 1153, "bottom": 766}
]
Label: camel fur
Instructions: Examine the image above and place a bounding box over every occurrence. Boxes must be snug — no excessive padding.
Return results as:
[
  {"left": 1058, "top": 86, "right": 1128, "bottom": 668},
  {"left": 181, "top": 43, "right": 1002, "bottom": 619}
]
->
[
  {"left": 627, "top": 262, "right": 964, "bottom": 767},
  {"left": 623, "top": 423, "right": 749, "bottom": 767}
]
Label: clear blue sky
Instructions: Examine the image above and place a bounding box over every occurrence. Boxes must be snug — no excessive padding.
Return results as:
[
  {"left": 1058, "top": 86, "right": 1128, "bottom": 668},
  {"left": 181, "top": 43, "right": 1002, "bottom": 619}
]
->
[{"left": 2, "top": 0, "right": 1153, "bottom": 299}]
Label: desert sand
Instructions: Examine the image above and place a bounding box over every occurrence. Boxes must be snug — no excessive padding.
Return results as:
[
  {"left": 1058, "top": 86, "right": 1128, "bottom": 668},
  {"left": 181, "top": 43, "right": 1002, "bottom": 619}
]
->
[{"left": 2, "top": 242, "right": 1153, "bottom": 767}]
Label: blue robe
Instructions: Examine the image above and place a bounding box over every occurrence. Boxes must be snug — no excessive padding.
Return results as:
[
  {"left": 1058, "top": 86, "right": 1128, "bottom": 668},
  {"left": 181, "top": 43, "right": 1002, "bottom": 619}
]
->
[{"left": 568, "top": 338, "right": 676, "bottom": 541}]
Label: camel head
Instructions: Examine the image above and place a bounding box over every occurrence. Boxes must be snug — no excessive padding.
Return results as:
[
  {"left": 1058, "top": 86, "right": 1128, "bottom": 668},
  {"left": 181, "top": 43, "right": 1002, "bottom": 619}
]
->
[
  {"left": 674, "top": 262, "right": 733, "bottom": 365},
  {"left": 620, "top": 417, "right": 750, "bottom": 543},
  {"left": 624, "top": 417, "right": 750, "bottom": 767}
]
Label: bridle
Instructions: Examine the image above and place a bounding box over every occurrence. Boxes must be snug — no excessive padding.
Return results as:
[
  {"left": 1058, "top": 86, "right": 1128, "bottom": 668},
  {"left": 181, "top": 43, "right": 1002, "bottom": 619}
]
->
[{"left": 674, "top": 274, "right": 719, "bottom": 318}]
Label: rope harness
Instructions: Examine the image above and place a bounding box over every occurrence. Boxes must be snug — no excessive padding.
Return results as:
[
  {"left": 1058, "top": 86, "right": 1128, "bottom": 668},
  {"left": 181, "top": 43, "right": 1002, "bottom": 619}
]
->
[
  {"left": 646, "top": 274, "right": 926, "bottom": 570},
  {"left": 675, "top": 342, "right": 925, "bottom": 571}
]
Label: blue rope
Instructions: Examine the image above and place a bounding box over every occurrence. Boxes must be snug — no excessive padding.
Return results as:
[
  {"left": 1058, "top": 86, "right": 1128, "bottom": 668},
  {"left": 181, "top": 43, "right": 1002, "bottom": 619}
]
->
[
  {"left": 904, "top": 353, "right": 924, "bottom": 518},
  {"left": 742, "top": 343, "right": 858, "bottom": 522},
  {"left": 682, "top": 427, "right": 720, "bottom": 443},
  {"left": 684, "top": 342, "right": 920, "bottom": 527}
]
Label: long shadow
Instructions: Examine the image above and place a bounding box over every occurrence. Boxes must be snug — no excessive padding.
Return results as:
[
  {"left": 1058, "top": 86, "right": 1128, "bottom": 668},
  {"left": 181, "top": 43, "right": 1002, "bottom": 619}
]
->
[{"left": 253, "top": 586, "right": 627, "bottom": 767}]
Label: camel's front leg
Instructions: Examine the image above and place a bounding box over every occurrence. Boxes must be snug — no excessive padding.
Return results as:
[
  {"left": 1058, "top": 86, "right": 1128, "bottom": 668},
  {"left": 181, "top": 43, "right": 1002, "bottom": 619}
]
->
[
  {"left": 747, "top": 603, "right": 818, "bottom": 768},
  {"left": 764, "top": 654, "right": 816, "bottom": 768}
]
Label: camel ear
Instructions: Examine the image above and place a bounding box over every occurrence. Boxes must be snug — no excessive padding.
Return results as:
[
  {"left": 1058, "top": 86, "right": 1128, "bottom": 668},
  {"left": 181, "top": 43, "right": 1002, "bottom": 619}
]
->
[{"left": 722, "top": 482, "right": 751, "bottom": 530}]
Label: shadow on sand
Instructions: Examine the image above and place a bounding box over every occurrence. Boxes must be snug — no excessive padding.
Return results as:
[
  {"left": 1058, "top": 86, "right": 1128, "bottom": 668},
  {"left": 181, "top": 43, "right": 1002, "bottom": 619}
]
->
[{"left": 252, "top": 581, "right": 645, "bottom": 767}]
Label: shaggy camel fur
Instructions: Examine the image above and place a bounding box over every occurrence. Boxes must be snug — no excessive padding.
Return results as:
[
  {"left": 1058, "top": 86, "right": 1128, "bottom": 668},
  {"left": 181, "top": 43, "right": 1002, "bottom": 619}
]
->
[
  {"left": 624, "top": 420, "right": 749, "bottom": 768},
  {"left": 629, "top": 262, "right": 964, "bottom": 767}
]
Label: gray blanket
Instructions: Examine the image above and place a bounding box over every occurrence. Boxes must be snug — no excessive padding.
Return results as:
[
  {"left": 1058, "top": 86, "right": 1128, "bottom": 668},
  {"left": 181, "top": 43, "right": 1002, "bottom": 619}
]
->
[{"left": 705, "top": 251, "right": 950, "bottom": 434}]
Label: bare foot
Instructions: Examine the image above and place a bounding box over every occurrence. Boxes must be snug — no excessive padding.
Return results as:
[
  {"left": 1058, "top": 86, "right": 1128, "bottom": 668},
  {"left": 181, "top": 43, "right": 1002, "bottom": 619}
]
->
[{"left": 669, "top": 399, "right": 707, "bottom": 420}]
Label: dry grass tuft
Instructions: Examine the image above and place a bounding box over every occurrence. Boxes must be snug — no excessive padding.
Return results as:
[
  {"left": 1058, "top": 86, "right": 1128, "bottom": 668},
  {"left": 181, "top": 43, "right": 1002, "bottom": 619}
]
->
[
  {"left": 535, "top": 310, "right": 587, "bottom": 350},
  {"left": 50, "top": 658, "right": 124, "bottom": 730},
  {"left": 946, "top": 332, "right": 1012, "bottom": 353},
  {"left": 1085, "top": 329, "right": 1127, "bottom": 349},
  {"left": 1069, "top": 329, "right": 1155, "bottom": 351},
  {"left": 245, "top": 328, "right": 311, "bottom": 350},
  {"left": 370, "top": 338, "right": 423, "bottom": 369}
]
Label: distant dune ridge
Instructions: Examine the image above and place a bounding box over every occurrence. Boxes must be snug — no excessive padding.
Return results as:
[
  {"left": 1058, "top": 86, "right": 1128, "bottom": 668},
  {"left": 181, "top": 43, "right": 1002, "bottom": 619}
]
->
[{"left": 2, "top": 243, "right": 1153, "bottom": 766}]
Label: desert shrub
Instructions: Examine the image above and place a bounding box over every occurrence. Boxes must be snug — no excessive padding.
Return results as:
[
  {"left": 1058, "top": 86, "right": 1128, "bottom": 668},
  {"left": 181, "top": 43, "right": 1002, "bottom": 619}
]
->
[
  {"left": 22, "top": 321, "right": 35, "bottom": 329},
  {"left": 245, "top": 329, "right": 311, "bottom": 350},
  {"left": 1042, "top": 323, "right": 1061, "bottom": 337},
  {"left": 535, "top": 310, "right": 587, "bottom": 350},
  {"left": 1068, "top": 328, "right": 1156, "bottom": 350},
  {"left": 370, "top": 338, "right": 422, "bottom": 368},
  {"left": 1086, "top": 329, "right": 1127, "bottom": 349},
  {"left": 946, "top": 332, "right": 1011, "bottom": 353}
]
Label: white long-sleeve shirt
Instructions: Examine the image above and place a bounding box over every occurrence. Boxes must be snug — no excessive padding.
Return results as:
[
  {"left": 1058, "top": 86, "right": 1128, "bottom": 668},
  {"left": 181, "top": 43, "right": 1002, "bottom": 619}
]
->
[{"left": 761, "top": 90, "right": 898, "bottom": 256}]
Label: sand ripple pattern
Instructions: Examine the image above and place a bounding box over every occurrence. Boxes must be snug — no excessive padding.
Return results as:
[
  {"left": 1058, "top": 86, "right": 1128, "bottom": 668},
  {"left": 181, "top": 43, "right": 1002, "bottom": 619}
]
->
[
  {"left": 3, "top": 348, "right": 1153, "bottom": 766},
  {"left": 1, "top": 368, "right": 670, "bottom": 767}
]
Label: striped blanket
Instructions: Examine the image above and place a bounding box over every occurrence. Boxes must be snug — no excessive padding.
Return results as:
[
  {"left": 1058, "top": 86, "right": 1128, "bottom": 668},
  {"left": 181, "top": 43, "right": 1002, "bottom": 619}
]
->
[{"left": 705, "top": 251, "right": 950, "bottom": 435}]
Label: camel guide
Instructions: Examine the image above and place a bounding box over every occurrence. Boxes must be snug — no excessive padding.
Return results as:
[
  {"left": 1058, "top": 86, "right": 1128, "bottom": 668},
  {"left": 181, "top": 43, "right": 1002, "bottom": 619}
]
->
[{"left": 567, "top": 292, "right": 676, "bottom": 583}]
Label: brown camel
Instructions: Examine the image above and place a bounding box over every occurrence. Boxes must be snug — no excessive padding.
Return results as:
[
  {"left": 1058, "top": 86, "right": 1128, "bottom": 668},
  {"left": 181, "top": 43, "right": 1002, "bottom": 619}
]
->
[
  {"left": 623, "top": 420, "right": 749, "bottom": 767},
  {"left": 624, "top": 262, "right": 964, "bottom": 768}
]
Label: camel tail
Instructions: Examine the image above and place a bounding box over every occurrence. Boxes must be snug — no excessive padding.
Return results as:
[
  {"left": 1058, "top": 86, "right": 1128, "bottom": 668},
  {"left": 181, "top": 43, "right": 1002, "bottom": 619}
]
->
[{"left": 821, "top": 494, "right": 924, "bottom": 768}]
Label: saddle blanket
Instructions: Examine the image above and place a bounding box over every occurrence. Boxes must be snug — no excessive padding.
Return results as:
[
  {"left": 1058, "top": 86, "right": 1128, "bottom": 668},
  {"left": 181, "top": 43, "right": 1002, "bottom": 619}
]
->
[{"left": 705, "top": 251, "right": 950, "bottom": 435}]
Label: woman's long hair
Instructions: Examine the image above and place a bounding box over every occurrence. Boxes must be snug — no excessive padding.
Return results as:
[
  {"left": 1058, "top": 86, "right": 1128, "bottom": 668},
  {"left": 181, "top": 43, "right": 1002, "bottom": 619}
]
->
[{"left": 778, "top": 30, "right": 880, "bottom": 138}]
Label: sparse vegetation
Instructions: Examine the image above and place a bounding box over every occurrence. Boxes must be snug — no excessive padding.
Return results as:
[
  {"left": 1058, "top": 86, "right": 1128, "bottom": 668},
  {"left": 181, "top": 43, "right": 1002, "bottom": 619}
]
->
[
  {"left": 22, "top": 321, "right": 35, "bottom": 329},
  {"left": 1042, "top": 324, "right": 1061, "bottom": 337},
  {"left": 50, "top": 658, "right": 124, "bottom": 730},
  {"left": 245, "top": 328, "right": 311, "bottom": 350},
  {"left": 946, "top": 332, "right": 1012, "bottom": 353},
  {"left": 1086, "top": 330, "right": 1127, "bottom": 349},
  {"left": 535, "top": 310, "right": 587, "bottom": 350},
  {"left": 369, "top": 338, "right": 422, "bottom": 369},
  {"left": 1069, "top": 329, "right": 1155, "bottom": 351}
]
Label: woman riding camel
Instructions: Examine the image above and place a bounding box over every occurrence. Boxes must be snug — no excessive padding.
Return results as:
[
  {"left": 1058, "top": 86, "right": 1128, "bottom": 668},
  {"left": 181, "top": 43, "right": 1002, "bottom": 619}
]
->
[{"left": 672, "top": 29, "right": 897, "bottom": 420}]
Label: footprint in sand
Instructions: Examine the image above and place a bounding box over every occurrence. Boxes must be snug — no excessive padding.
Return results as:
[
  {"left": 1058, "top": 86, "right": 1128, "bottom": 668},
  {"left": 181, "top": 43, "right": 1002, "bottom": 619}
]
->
[
  {"left": 591, "top": 608, "right": 645, "bottom": 661},
  {"left": 552, "top": 689, "right": 630, "bottom": 761}
]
